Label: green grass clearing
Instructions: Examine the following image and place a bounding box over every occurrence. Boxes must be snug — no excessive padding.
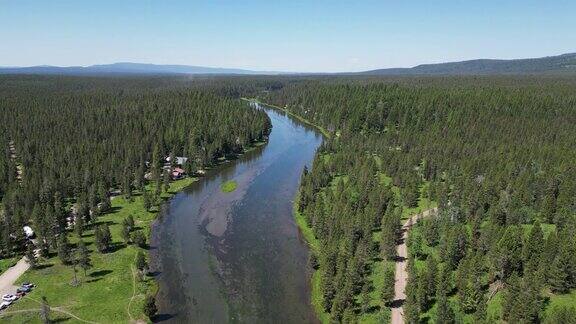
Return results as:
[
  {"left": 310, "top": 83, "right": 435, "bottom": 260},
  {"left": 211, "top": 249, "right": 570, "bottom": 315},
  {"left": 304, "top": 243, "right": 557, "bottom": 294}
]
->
[{"left": 1, "top": 177, "right": 195, "bottom": 323}]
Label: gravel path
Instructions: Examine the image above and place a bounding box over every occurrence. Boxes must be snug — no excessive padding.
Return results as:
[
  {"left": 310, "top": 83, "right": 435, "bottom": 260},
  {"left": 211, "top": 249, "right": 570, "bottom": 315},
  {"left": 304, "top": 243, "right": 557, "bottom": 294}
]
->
[
  {"left": 391, "top": 208, "right": 437, "bottom": 324},
  {"left": 0, "top": 257, "right": 30, "bottom": 296}
]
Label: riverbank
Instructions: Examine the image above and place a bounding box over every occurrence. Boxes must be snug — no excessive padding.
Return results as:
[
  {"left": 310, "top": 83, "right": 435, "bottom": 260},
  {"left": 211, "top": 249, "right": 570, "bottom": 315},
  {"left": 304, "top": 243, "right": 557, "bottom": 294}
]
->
[
  {"left": 246, "top": 97, "right": 333, "bottom": 323},
  {"left": 0, "top": 177, "right": 195, "bottom": 323},
  {"left": 241, "top": 98, "right": 332, "bottom": 138},
  {"left": 293, "top": 195, "right": 330, "bottom": 324},
  {"left": 243, "top": 98, "right": 333, "bottom": 323},
  {"left": 1, "top": 142, "right": 269, "bottom": 323},
  {"left": 151, "top": 105, "right": 322, "bottom": 323}
]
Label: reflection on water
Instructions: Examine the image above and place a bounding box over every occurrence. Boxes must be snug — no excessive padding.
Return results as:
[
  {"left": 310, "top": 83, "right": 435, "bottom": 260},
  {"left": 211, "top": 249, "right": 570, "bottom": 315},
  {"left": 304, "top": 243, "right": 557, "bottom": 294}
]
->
[{"left": 150, "top": 104, "right": 323, "bottom": 323}]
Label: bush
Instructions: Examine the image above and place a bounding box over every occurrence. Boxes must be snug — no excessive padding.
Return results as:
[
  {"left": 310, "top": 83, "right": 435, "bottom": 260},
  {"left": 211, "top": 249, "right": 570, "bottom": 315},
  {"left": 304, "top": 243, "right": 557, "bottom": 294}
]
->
[{"left": 143, "top": 295, "right": 157, "bottom": 319}]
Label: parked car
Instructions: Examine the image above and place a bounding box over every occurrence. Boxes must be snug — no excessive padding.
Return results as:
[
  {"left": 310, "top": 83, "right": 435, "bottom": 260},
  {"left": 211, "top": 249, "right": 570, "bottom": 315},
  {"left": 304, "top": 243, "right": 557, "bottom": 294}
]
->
[
  {"left": 2, "top": 294, "right": 18, "bottom": 302},
  {"left": 17, "top": 286, "right": 31, "bottom": 293},
  {"left": 21, "top": 282, "right": 34, "bottom": 289},
  {"left": 0, "top": 301, "right": 12, "bottom": 310}
]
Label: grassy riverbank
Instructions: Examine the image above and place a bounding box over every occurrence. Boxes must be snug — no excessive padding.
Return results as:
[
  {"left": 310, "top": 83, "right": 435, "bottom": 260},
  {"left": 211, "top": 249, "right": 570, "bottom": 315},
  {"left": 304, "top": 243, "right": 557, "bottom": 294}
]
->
[
  {"left": 0, "top": 178, "right": 195, "bottom": 323},
  {"left": 1, "top": 139, "right": 269, "bottom": 323},
  {"left": 293, "top": 195, "right": 330, "bottom": 324}
]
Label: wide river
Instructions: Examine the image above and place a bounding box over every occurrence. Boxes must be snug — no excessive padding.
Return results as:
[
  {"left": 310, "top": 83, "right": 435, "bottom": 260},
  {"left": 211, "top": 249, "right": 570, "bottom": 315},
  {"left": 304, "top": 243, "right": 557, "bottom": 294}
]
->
[{"left": 151, "top": 103, "right": 323, "bottom": 323}]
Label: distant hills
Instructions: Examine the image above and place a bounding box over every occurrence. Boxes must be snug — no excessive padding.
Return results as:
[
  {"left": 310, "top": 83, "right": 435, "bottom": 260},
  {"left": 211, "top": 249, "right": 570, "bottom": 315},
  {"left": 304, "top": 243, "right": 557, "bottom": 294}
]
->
[
  {"left": 360, "top": 53, "right": 576, "bottom": 75},
  {"left": 0, "top": 62, "right": 281, "bottom": 75},
  {"left": 1, "top": 53, "right": 576, "bottom": 76}
]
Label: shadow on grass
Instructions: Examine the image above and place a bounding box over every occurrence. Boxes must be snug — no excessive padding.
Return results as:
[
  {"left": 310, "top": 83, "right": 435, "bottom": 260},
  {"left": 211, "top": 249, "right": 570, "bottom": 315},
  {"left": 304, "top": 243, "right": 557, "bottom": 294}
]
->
[
  {"left": 107, "top": 206, "right": 122, "bottom": 214},
  {"left": 362, "top": 305, "right": 381, "bottom": 314},
  {"left": 35, "top": 263, "right": 54, "bottom": 270},
  {"left": 105, "top": 242, "right": 126, "bottom": 253},
  {"left": 90, "top": 269, "right": 113, "bottom": 277},
  {"left": 85, "top": 277, "right": 103, "bottom": 284}
]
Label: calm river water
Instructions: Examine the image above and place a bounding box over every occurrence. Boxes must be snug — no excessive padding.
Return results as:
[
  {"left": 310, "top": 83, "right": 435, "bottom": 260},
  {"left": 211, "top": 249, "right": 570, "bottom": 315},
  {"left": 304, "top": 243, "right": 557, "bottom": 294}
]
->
[{"left": 150, "top": 103, "right": 323, "bottom": 323}]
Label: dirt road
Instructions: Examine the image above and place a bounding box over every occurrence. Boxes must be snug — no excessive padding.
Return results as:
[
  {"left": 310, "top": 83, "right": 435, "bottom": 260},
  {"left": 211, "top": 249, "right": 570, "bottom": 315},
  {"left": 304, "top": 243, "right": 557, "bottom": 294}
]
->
[
  {"left": 391, "top": 208, "right": 437, "bottom": 324},
  {"left": 0, "top": 257, "right": 30, "bottom": 296}
]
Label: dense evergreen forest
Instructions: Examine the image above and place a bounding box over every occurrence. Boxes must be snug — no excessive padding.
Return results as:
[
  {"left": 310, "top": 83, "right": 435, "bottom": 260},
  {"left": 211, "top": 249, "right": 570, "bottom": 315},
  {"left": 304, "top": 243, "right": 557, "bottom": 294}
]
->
[
  {"left": 260, "top": 76, "right": 576, "bottom": 323},
  {"left": 0, "top": 75, "right": 270, "bottom": 261},
  {"left": 1, "top": 74, "right": 575, "bottom": 323}
]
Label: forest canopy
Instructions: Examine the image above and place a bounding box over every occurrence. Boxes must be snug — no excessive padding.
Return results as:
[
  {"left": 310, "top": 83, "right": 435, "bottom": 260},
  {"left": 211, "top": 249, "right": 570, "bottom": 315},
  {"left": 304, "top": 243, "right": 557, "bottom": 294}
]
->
[
  {"left": 260, "top": 76, "right": 576, "bottom": 323},
  {"left": 0, "top": 75, "right": 270, "bottom": 257}
]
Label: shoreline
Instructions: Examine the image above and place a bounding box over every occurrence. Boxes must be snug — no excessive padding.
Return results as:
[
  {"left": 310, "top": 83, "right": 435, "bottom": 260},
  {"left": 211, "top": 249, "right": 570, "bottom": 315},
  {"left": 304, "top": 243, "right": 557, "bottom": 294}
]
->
[
  {"left": 1, "top": 136, "right": 270, "bottom": 323},
  {"left": 243, "top": 97, "right": 332, "bottom": 323},
  {"left": 241, "top": 98, "right": 332, "bottom": 138},
  {"left": 293, "top": 194, "right": 331, "bottom": 324}
]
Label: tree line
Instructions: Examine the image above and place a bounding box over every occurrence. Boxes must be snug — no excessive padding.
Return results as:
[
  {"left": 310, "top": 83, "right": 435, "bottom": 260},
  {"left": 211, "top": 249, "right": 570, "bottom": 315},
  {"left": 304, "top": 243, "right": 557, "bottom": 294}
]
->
[{"left": 261, "top": 76, "right": 576, "bottom": 323}]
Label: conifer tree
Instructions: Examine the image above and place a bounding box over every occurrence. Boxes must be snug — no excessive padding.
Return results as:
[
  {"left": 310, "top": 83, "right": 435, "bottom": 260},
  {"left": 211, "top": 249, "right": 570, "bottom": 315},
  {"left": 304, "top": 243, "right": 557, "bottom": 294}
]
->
[
  {"left": 77, "top": 240, "right": 92, "bottom": 276},
  {"left": 57, "top": 235, "right": 72, "bottom": 265},
  {"left": 381, "top": 266, "right": 395, "bottom": 306},
  {"left": 26, "top": 243, "right": 37, "bottom": 269}
]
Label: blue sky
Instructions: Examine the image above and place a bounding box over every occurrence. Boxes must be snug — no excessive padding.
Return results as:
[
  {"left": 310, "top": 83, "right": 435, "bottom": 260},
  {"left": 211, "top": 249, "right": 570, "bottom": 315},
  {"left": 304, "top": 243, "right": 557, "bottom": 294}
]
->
[{"left": 1, "top": 0, "right": 575, "bottom": 72}]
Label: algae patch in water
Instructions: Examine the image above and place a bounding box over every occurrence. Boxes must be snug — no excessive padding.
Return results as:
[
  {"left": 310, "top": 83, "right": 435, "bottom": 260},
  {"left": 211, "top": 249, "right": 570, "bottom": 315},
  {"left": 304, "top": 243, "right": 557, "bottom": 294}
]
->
[{"left": 221, "top": 180, "right": 238, "bottom": 193}]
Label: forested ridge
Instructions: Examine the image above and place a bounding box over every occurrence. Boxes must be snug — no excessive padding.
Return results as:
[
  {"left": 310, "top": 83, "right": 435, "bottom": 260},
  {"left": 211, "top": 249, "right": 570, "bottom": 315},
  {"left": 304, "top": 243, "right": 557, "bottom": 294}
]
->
[
  {"left": 0, "top": 75, "right": 270, "bottom": 267},
  {"left": 262, "top": 76, "right": 576, "bottom": 323}
]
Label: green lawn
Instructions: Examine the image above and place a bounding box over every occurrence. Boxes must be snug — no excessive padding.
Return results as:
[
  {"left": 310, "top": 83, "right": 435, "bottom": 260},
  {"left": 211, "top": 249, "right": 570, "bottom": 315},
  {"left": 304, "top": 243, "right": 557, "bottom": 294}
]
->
[
  {"left": 0, "top": 177, "right": 195, "bottom": 324},
  {"left": 0, "top": 256, "right": 19, "bottom": 273},
  {"left": 220, "top": 180, "right": 238, "bottom": 193}
]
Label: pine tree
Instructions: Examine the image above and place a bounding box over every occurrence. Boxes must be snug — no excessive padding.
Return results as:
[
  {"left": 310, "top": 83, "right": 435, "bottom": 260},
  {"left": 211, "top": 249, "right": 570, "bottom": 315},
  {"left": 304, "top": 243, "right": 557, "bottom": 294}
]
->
[
  {"left": 143, "top": 190, "right": 152, "bottom": 211},
  {"left": 360, "top": 282, "right": 371, "bottom": 314},
  {"left": 381, "top": 266, "right": 395, "bottom": 306},
  {"left": 76, "top": 240, "right": 92, "bottom": 276},
  {"left": 436, "top": 292, "right": 455, "bottom": 324},
  {"left": 26, "top": 243, "right": 37, "bottom": 268},
  {"left": 133, "top": 231, "right": 146, "bottom": 248},
  {"left": 74, "top": 214, "right": 84, "bottom": 238},
  {"left": 416, "top": 270, "right": 431, "bottom": 312},
  {"left": 163, "top": 169, "right": 170, "bottom": 193},
  {"left": 95, "top": 224, "right": 112, "bottom": 253},
  {"left": 135, "top": 250, "right": 148, "bottom": 275},
  {"left": 404, "top": 271, "right": 420, "bottom": 323},
  {"left": 57, "top": 235, "right": 72, "bottom": 265},
  {"left": 424, "top": 255, "right": 438, "bottom": 301},
  {"left": 494, "top": 226, "right": 523, "bottom": 281},
  {"left": 98, "top": 184, "right": 110, "bottom": 213},
  {"left": 548, "top": 255, "right": 569, "bottom": 293},
  {"left": 122, "top": 224, "right": 131, "bottom": 245},
  {"left": 522, "top": 220, "right": 544, "bottom": 265}
]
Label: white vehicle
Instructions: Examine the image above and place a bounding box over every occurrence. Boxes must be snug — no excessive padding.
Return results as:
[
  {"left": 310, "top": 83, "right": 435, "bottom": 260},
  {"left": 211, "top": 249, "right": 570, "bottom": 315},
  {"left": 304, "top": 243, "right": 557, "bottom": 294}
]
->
[
  {"left": 1, "top": 294, "right": 18, "bottom": 302},
  {"left": 23, "top": 226, "right": 35, "bottom": 238},
  {"left": 0, "top": 301, "right": 12, "bottom": 310}
]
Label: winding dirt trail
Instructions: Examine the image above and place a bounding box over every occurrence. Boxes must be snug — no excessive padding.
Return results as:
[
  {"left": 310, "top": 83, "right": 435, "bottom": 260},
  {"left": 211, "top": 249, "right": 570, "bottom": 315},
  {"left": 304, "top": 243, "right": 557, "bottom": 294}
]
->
[{"left": 390, "top": 207, "right": 437, "bottom": 324}]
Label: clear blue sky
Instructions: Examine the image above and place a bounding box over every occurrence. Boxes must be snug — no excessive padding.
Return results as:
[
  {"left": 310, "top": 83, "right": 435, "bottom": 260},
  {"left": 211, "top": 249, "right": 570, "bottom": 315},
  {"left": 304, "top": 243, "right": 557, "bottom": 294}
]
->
[{"left": 1, "top": 0, "right": 575, "bottom": 72}]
